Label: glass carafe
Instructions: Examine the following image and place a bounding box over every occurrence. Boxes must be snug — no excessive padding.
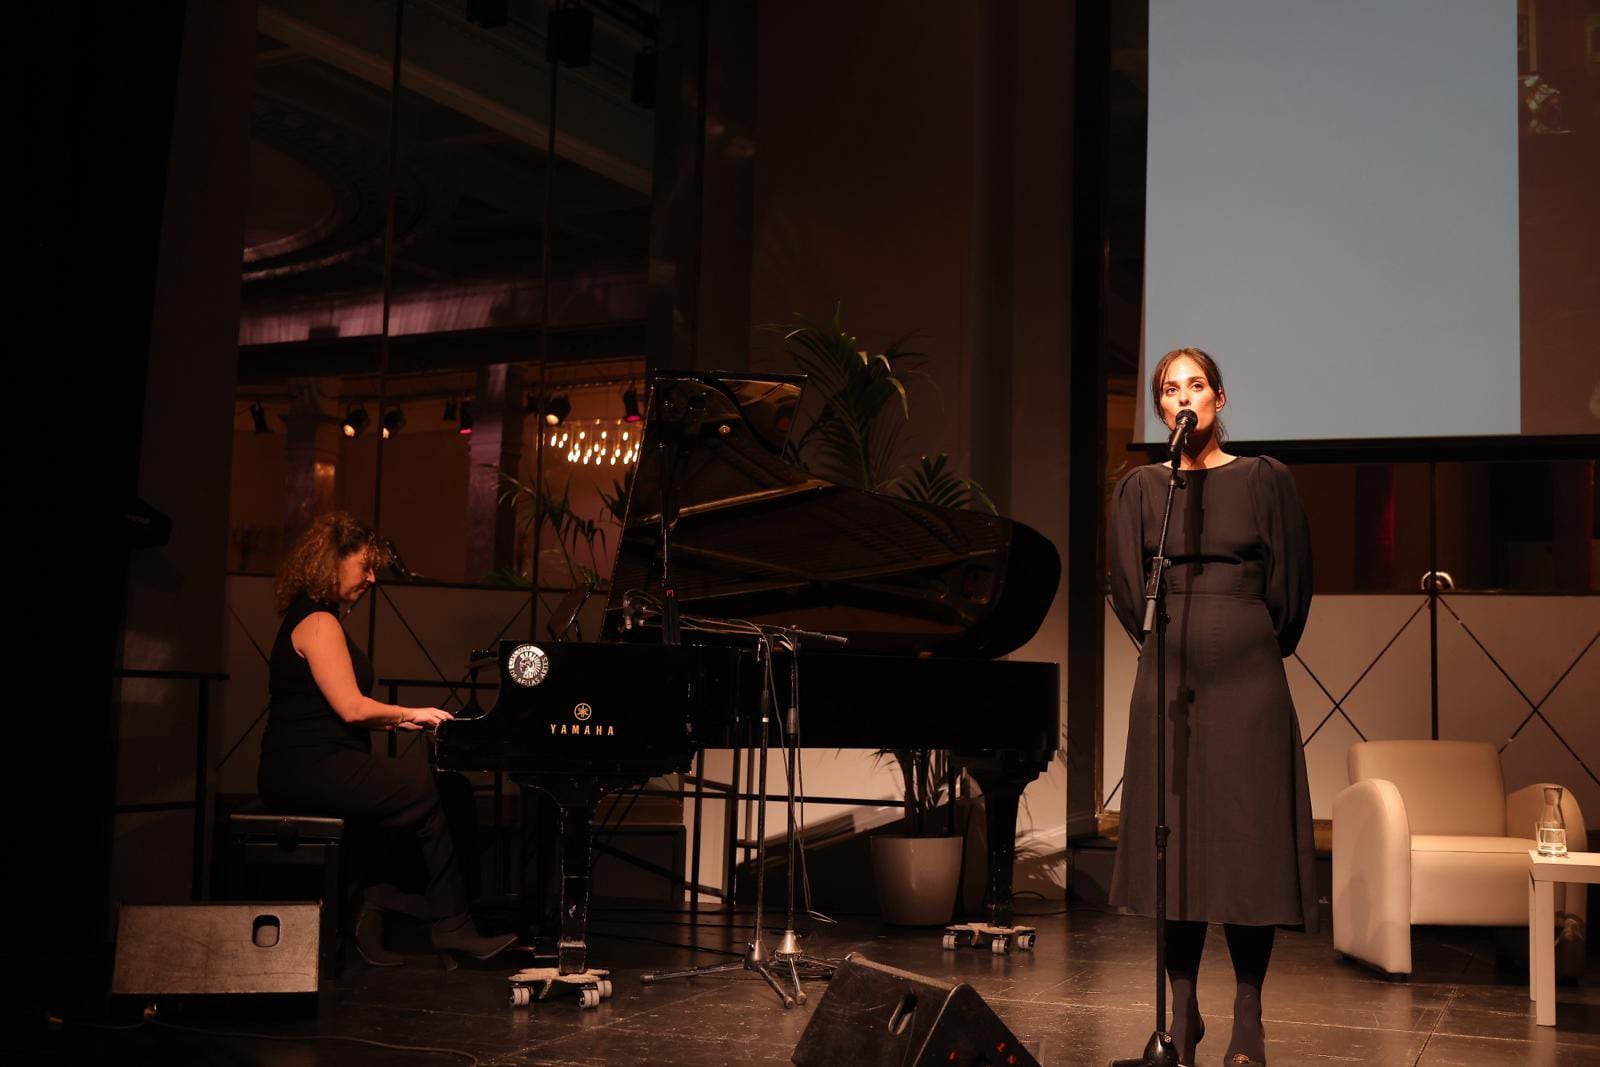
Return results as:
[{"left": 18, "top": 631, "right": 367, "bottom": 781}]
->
[{"left": 1536, "top": 786, "right": 1567, "bottom": 857}]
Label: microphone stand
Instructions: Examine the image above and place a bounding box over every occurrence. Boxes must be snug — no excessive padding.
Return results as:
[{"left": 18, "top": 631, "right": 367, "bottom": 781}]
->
[
  {"left": 640, "top": 642, "right": 809, "bottom": 1008},
  {"left": 633, "top": 380, "right": 833, "bottom": 1007},
  {"left": 1110, "top": 435, "right": 1188, "bottom": 1067},
  {"left": 770, "top": 647, "right": 836, "bottom": 1000}
]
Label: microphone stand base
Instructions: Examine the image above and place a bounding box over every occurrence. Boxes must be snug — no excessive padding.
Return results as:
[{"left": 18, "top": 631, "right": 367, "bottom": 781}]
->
[{"left": 1108, "top": 1030, "right": 1180, "bottom": 1067}]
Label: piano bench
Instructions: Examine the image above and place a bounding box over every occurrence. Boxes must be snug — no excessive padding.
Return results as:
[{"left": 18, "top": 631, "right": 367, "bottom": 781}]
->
[{"left": 228, "top": 810, "right": 348, "bottom": 980}]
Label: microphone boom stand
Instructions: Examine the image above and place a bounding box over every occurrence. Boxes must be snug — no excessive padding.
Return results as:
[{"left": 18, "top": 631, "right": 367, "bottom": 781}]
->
[
  {"left": 640, "top": 644, "right": 813, "bottom": 1007},
  {"left": 635, "top": 384, "right": 829, "bottom": 1008},
  {"left": 770, "top": 653, "right": 836, "bottom": 999},
  {"left": 1110, "top": 439, "right": 1187, "bottom": 1067}
]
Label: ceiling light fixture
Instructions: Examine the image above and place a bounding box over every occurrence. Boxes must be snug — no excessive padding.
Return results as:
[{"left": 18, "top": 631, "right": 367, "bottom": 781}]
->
[
  {"left": 342, "top": 406, "right": 369, "bottom": 438},
  {"left": 544, "top": 394, "right": 572, "bottom": 426}
]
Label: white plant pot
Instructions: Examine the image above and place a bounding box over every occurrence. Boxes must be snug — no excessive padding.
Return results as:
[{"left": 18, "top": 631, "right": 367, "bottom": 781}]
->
[{"left": 870, "top": 834, "right": 964, "bottom": 926}]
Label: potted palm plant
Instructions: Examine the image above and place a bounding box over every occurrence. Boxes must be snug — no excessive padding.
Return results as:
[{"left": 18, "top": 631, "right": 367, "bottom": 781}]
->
[
  {"left": 773, "top": 307, "right": 991, "bottom": 925},
  {"left": 488, "top": 468, "right": 619, "bottom": 640}
]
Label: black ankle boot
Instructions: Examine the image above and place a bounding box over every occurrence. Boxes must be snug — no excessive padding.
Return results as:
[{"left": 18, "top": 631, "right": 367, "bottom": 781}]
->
[
  {"left": 430, "top": 913, "right": 517, "bottom": 967},
  {"left": 354, "top": 902, "right": 407, "bottom": 967},
  {"left": 364, "top": 883, "right": 430, "bottom": 921}
]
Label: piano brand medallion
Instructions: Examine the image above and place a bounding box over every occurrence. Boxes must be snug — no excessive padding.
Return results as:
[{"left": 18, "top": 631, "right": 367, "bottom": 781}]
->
[
  {"left": 574, "top": 703, "right": 593, "bottom": 721},
  {"left": 506, "top": 644, "right": 550, "bottom": 687}
]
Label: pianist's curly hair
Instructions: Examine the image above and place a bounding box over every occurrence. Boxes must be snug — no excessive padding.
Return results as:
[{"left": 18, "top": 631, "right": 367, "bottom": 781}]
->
[{"left": 274, "top": 511, "right": 393, "bottom": 614}]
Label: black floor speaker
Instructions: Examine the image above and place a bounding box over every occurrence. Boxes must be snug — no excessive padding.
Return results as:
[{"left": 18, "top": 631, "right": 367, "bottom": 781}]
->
[
  {"left": 111, "top": 903, "right": 321, "bottom": 999},
  {"left": 792, "top": 953, "right": 1040, "bottom": 1067}
]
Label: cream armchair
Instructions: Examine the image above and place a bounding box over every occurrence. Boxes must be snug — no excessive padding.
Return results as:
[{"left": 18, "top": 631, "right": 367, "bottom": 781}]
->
[{"left": 1332, "top": 740, "right": 1587, "bottom": 978}]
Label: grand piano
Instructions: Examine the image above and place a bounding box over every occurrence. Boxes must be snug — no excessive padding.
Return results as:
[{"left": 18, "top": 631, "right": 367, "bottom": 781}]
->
[{"left": 434, "top": 371, "right": 1060, "bottom": 978}]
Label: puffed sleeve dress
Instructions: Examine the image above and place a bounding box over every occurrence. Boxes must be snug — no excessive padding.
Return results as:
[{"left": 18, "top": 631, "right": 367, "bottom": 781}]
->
[{"left": 1107, "top": 455, "right": 1318, "bottom": 930}]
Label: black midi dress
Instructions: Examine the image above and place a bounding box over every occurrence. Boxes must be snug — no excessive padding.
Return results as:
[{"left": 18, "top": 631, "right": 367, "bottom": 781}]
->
[{"left": 1107, "top": 455, "right": 1318, "bottom": 931}]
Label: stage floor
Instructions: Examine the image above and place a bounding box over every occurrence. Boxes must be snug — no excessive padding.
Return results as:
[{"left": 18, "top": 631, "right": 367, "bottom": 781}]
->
[{"left": 36, "top": 905, "right": 1600, "bottom": 1065}]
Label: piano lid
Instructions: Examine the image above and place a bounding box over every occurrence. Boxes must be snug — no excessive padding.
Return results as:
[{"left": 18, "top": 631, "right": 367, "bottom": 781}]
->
[{"left": 601, "top": 371, "right": 1060, "bottom": 657}]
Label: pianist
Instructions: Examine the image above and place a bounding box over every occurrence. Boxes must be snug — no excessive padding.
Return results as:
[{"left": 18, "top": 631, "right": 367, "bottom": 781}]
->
[{"left": 257, "top": 511, "right": 514, "bottom": 966}]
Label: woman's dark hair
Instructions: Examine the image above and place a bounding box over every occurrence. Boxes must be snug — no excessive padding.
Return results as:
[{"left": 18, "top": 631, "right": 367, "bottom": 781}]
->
[
  {"left": 1150, "top": 346, "right": 1226, "bottom": 439},
  {"left": 273, "top": 511, "right": 392, "bottom": 613}
]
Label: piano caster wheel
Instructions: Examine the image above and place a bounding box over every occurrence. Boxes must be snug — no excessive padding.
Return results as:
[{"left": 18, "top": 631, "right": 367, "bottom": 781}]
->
[
  {"left": 1016, "top": 933, "right": 1035, "bottom": 951},
  {"left": 599, "top": 979, "right": 613, "bottom": 999},
  {"left": 510, "top": 986, "right": 531, "bottom": 1008},
  {"left": 991, "top": 937, "right": 1009, "bottom": 955},
  {"left": 942, "top": 933, "right": 957, "bottom": 950},
  {"left": 579, "top": 987, "right": 601, "bottom": 1009}
]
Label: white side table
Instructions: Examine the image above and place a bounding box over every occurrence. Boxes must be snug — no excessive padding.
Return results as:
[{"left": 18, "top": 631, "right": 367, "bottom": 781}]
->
[{"left": 1527, "top": 849, "right": 1599, "bottom": 1026}]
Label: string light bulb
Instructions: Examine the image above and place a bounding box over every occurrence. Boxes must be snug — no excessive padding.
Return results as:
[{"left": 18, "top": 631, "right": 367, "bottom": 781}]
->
[{"left": 549, "top": 418, "right": 638, "bottom": 466}]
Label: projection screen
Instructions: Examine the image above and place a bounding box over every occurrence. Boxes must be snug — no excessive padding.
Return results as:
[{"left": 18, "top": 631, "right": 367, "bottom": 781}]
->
[{"left": 1138, "top": 0, "right": 1598, "bottom": 445}]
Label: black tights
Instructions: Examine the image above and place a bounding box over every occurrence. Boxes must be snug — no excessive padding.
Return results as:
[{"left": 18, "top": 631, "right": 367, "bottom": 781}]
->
[{"left": 1165, "top": 920, "right": 1276, "bottom": 1064}]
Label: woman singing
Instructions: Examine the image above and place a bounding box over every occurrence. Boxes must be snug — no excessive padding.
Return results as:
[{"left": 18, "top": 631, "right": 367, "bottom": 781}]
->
[
  {"left": 258, "top": 512, "right": 515, "bottom": 966},
  {"left": 1108, "top": 349, "right": 1316, "bottom": 1067}
]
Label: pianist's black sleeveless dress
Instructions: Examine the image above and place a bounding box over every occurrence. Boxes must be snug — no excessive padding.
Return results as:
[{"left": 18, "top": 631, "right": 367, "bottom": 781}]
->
[
  {"left": 258, "top": 592, "right": 467, "bottom": 921},
  {"left": 1107, "top": 456, "right": 1318, "bottom": 930}
]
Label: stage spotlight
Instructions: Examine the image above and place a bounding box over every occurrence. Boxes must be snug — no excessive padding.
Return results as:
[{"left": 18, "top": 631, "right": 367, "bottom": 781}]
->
[
  {"left": 544, "top": 394, "right": 572, "bottom": 426},
  {"left": 342, "top": 406, "right": 369, "bottom": 438},
  {"left": 249, "top": 401, "right": 269, "bottom": 434},
  {"left": 459, "top": 403, "right": 474, "bottom": 436},
  {"left": 381, "top": 408, "right": 406, "bottom": 440},
  {"left": 622, "top": 386, "right": 642, "bottom": 422}
]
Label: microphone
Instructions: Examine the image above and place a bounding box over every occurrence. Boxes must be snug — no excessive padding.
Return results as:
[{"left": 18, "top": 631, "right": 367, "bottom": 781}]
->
[
  {"left": 1167, "top": 408, "right": 1198, "bottom": 459},
  {"left": 783, "top": 626, "right": 849, "bottom": 648},
  {"left": 384, "top": 537, "right": 413, "bottom": 579},
  {"left": 619, "top": 591, "right": 653, "bottom": 631}
]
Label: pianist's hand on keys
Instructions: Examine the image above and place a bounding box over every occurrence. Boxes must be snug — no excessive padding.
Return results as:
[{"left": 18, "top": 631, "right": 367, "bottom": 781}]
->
[{"left": 397, "top": 707, "right": 453, "bottom": 731}]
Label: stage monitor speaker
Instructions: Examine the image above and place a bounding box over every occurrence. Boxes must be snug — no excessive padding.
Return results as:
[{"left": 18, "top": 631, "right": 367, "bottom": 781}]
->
[
  {"left": 792, "top": 953, "right": 1040, "bottom": 1067},
  {"left": 112, "top": 903, "right": 320, "bottom": 997}
]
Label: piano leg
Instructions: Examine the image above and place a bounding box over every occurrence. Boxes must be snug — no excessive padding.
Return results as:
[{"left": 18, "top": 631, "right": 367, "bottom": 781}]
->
[
  {"left": 960, "top": 753, "right": 1046, "bottom": 928},
  {"left": 501, "top": 779, "right": 643, "bottom": 1009},
  {"left": 554, "top": 785, "right": 605, "bottom": 976},
  {"left": 515, "top": 779, "right": 617, "bottom": 976}
]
